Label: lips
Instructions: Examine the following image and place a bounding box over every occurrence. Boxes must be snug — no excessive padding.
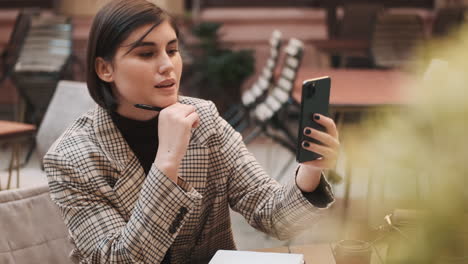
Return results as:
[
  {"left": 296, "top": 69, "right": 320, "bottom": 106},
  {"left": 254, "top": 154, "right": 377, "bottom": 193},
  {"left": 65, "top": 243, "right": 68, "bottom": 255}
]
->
[{"left": 155, "top": 79, "right": 176, "bottom": 88}]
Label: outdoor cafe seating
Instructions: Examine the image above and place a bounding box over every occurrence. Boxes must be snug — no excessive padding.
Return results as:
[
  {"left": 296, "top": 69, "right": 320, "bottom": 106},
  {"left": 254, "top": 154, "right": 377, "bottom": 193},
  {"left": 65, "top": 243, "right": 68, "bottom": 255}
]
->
[{"left": 0, "top": 0, "right": 467, "bottom": 263}]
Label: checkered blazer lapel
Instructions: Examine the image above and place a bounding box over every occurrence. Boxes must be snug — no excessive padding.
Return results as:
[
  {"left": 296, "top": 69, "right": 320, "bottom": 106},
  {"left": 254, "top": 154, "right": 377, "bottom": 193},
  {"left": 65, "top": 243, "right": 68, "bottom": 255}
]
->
[
  {"left": 93, "top": 105, "right": 133, "bottom": 173},
  {"left": 91, "top": 100, "right": 209, "bottom": 217},
  {"left": 92, "top": 106, "right": 146, "bottom": 219}
]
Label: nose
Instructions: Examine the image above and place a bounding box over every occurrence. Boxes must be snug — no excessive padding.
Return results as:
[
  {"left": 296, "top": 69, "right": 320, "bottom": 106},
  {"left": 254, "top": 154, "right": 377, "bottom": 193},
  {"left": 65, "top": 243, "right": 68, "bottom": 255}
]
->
[{"left": 157, "top": 53, "right": 174, "bottom": 75}]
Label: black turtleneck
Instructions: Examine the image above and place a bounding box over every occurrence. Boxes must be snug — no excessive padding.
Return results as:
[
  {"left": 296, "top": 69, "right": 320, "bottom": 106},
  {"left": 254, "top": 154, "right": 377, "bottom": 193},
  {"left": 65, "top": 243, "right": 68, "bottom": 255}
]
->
[
  {"left": 110, "top": 111, "right": 159, "bottom": 175},
  {"left": 110, "top": 111, "right": 171, "bottom": 263}
]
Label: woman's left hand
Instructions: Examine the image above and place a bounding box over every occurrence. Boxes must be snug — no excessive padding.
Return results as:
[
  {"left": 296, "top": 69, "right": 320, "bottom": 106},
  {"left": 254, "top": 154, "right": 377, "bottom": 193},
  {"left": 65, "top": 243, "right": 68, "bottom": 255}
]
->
[{"left": 296, "top": 113, "right": 340, "bottom": 192}]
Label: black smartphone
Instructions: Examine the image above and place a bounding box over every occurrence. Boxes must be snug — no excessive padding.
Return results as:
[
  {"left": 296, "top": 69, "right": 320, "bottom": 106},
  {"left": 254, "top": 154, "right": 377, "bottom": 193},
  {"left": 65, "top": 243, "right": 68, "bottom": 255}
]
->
[{"left": 296, "top": 76, "right": 331, "bottom": 163}]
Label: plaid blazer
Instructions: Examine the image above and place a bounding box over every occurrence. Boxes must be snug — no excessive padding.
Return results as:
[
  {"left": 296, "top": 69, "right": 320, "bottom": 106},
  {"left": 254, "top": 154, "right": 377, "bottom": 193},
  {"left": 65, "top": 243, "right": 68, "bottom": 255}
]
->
[{"left": 44, "top": 97, "right": 334, "bottom": 264}]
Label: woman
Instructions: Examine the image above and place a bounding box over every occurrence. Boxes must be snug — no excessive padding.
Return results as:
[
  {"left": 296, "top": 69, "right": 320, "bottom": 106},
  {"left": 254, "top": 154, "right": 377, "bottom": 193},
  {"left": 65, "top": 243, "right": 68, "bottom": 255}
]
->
[{"left": 44, "top": 0, "right": 340, "bottom": 263}]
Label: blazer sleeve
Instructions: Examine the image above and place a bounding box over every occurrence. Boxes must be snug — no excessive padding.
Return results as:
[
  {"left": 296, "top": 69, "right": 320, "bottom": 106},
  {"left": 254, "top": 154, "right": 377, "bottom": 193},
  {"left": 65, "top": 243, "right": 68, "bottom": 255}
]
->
[
  {"left": 44, "top": 151, "right": 200, "bottom": 263},
  {"left": 208, "top": 102, "right": 334, "bottom": 240}
]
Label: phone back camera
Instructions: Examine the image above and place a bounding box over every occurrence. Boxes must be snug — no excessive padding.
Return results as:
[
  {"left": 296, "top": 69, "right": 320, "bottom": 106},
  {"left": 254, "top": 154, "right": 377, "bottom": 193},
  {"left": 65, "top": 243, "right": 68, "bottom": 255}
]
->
[{"left": 307, "top": 82, "right": 316, "bottom": 98}]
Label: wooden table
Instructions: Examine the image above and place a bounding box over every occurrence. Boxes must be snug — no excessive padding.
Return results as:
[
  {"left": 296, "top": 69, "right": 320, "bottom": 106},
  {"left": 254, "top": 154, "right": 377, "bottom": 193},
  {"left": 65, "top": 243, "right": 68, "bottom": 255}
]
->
[
  {"left": 293, "top": 68, "right": 414, "bottom": 110},
  {"left": 255, "top": 243, "right": 336, "bottom": 264},
  {"left": 0, "top": 120, "right": 36, "bottom": 190}
]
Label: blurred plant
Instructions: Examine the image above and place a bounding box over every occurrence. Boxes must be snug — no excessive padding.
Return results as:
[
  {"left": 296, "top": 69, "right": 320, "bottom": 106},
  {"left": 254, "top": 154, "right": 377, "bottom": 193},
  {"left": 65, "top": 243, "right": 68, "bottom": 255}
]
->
[
  {"left": 189, "top": 22, "right": 255, "bottom": 112},
  {"left": 343, "top": 25, "right": 468, "bottom": 263}
]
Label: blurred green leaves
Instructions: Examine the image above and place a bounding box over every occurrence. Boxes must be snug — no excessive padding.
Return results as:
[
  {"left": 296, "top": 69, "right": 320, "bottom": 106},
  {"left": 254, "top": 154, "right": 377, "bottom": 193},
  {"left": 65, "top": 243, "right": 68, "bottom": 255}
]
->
[
  {"left": 345, "top": 23, "right": 468, "bottom": 263},
  {"left": 189, "top": 22, "right": 255, "bottom": 111}
]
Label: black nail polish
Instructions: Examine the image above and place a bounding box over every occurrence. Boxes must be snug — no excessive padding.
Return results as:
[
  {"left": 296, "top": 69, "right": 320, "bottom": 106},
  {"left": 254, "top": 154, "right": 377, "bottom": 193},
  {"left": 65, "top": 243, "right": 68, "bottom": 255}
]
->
[
  {"left": 303, "top": 142, "right": 310, "bottom": 148},
  {"left": 314, "top": 114, "right": 320, "bottom": 120},
  {"left": 305, "top": 128, "right": 311, "bottom": 135}
]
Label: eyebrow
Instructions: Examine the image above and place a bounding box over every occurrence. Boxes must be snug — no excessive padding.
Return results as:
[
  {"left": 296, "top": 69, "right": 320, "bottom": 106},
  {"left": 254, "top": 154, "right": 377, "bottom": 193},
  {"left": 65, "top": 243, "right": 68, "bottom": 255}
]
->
[{"left": 125, "top": 38, "right": 178, "bottom": 54}]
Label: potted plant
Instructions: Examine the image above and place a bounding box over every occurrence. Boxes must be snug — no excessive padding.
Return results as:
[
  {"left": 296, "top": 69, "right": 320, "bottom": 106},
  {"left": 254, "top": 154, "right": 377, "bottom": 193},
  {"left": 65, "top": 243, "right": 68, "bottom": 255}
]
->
[{"left": 187, "top": 22, "right": 255, "bottom": 113}]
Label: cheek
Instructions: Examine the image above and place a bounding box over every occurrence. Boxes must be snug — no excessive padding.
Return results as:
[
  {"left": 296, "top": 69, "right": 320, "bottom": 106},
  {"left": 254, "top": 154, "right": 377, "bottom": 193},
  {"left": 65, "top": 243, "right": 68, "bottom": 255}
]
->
[
  {"left": 114, "top": 60, "right": 153, "bottom": 85},
  {"left": 112, "top": 61, "right": 154, "bottom": 100},
  {"left": 174, "top": 57, "right": 183, "bottom": 80}
]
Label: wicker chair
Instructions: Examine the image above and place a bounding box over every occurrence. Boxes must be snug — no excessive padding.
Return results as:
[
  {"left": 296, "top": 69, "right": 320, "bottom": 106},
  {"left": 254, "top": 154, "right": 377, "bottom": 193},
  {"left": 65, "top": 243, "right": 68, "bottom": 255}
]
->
[
  {"left": 244, "top": 38, "right": 304, "bottom": 151},
  {"left": 241, "top": 30, "right": 283, "bottom": 107},
  {"left": 223, "top": 30, "right": 283, "bottom": 129}
]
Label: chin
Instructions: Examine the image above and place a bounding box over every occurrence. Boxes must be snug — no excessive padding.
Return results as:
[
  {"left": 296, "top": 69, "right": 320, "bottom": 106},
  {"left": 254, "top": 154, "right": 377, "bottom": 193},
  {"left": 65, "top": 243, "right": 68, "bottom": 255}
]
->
[{"left": 155, "top": 96, "right": 178, "bottom": 108}]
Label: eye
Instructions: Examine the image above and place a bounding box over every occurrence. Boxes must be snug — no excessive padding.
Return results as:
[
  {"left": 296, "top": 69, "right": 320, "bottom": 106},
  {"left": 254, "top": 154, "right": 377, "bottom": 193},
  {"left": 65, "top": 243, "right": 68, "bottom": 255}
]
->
[
  {"left": 167, "top": 49, "right": 179, "bottom": 56},
  {"left": 138, "top": 52, "right": 154, "bottom": 58}
]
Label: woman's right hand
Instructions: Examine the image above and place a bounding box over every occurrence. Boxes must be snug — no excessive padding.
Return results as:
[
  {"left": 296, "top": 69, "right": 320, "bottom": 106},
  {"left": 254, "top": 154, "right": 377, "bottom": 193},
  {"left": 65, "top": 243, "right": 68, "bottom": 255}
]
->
[{"left": 154, "top": 103, "right": 199, "bottom": 183}]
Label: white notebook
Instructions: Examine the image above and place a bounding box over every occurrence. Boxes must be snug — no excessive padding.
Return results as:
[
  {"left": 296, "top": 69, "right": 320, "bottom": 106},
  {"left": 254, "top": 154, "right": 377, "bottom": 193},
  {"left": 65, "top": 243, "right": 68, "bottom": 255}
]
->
[{"left": 209, "top": 250, "right": 304, "bottom": 264}]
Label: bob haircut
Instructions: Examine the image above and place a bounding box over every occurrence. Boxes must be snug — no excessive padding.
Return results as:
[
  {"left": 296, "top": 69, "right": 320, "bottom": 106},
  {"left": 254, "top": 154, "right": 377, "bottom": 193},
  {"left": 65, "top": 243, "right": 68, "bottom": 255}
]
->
[{"left": 86, "top": 0, "right": 179, "bottom": 111}]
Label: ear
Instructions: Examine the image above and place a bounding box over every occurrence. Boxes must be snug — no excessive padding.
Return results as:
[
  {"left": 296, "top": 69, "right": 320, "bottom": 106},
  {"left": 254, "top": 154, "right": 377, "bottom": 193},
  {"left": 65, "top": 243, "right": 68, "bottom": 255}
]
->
[{"left": 95, "top": 57, "right": 114, "bottom": 82}]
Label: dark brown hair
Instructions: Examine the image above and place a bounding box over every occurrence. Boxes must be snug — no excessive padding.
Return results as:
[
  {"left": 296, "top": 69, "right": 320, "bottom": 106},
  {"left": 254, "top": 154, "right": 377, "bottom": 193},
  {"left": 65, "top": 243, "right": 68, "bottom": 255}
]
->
[{"left": 86, "top": 0, "right": 179, "bottom": 111}]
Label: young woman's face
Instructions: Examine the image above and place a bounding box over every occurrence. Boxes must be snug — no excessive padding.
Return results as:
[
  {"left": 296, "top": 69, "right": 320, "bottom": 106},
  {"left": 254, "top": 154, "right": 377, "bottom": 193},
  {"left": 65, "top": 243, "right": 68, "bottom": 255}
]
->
[{"left": 102, "top": 21, "right": 182, "bottom": 120}]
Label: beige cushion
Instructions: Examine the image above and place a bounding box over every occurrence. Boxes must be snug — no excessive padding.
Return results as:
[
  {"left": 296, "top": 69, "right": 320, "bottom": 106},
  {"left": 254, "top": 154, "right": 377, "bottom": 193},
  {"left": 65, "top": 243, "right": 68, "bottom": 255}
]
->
[
  {"left": 36, "top": 80, "right": 95, "bottom": 160},
  {"left": 0, "top": 186, "right": 73, "bottom": 264}
]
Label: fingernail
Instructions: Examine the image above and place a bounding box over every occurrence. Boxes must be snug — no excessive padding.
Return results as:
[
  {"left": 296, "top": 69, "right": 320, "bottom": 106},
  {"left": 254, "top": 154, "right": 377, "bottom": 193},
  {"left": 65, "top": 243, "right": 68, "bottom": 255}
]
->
[
  {"left": 305, "top": 128, "right": 311, "bottom": 135},
  {"left": 314, "top": 114, "right": 320, "bottom": 120},
  {"left": 303, "top": 141, "right": 310, "bottom": 148}
]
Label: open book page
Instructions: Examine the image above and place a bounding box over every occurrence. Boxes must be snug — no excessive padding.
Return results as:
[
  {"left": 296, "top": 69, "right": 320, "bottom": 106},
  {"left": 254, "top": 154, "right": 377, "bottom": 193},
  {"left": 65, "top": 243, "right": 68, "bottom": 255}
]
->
[{"left": 209, "top": 250, "right": 305, "bottom": 264}]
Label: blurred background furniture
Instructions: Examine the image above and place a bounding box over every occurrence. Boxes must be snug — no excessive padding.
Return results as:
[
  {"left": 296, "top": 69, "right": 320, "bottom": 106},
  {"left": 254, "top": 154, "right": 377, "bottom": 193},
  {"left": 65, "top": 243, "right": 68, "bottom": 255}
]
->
[
  {"left": 239, "top": 39, "right": 304, "bottom": 180},
  {"left": 244, "top": 38, "right": 304, "bottom": 149},
  {"left": 0, "top": 120, "right": 35, "bottom": 190},
  {"left": 224, "top": 30, "right": 283, "bottom": 130},
  {"left": 432, "top": 6, "right": 467, "bottom": 38},
  {"left": 371, "top": 13, "right": 426, "bottom": 69},
  {"left": 0, "top": 9, "right": 37, "bottom": 122},
  {"left": 12, "top": 11, "right": 72, "bottom": 126},
  {"left": 241, "top": 30, "right": 283, "bottom": 108},
  {"left": 0, "top": 9, "right": 36, "bottom": 88},
  {"left": 312, "top": 3, "right": 383, "bottom": 68},
  {"left": 0, "top": 185, "right": 73, "bottom": 263},
  {"left": 309, "top": 0, "right": 434, "bottom": 40}
]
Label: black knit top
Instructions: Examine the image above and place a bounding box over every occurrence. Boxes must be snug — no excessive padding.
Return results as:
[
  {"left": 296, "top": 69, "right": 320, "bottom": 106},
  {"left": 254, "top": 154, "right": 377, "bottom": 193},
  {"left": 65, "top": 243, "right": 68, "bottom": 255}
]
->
[{"left": 110, "top": 111, "right": 159, "bottom": 175}]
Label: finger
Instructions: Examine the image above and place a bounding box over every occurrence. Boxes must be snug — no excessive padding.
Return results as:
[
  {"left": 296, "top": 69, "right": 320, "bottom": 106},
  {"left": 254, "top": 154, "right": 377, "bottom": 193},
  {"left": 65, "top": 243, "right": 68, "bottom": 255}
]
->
[
  {"left": 192, "top": 115, "right": 200, "bottom": 128},
  {"left": 169, "top": 103, "right": 196, "bottom": 116},
  {"left": 180, "top": 104, "right": 197, "bottom": 117},
  {"left": 302, "top": 141, "right": 336, "bottom": 159},
  {"left": 312, "top": 114, "right": 338, "bottom": 139},
  {"left": 303, "top": 127, "right": 339, "bottom": 149},
  {"left": 185, "top": 111, "right": 200, "bottom": 128}
]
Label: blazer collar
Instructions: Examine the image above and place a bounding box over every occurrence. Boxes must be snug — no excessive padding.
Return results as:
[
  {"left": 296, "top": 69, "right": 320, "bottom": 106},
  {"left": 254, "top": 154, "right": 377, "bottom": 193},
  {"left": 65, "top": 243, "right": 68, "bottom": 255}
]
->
[{"left": 93, "top": 105, "right": 132, "bottom": 173}]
